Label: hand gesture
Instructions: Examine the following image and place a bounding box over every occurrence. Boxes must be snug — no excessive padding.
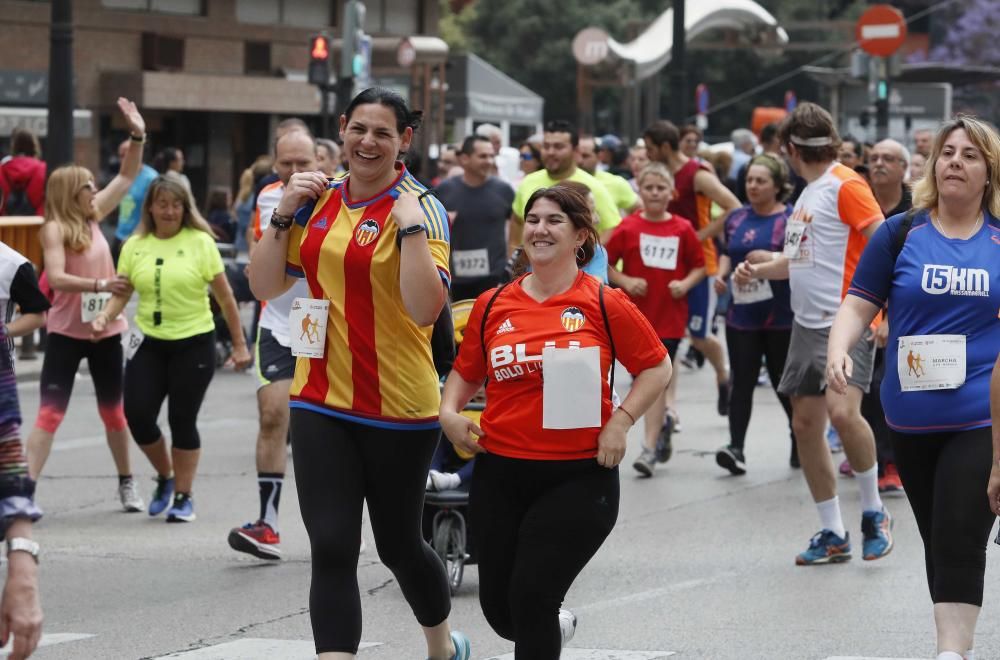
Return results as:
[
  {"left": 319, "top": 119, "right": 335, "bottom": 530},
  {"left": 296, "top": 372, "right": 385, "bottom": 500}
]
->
[
  {"left": 825, "top": 348, "right": 853, "bottom": 395},
  {"left": 116, "top": 97, "right": 145, "bottom": 137},
  {"left": 440, "top": 410, "right": 486, "bottom": 458},
  {"left": 874, "top": 318, "right": 889, "bottom": 349},
  {"left": 596, "top": 416, "right": 628, "bottom": 468},
  {"left": 0, "top": 556, "right": 42, "bottom": 660},
  {"left": 744, "top": 249, "right": 775, "bottom": 264},
  {"left": 622, "top": 276, "right": 648, "bottom": 298},
  {"left": 733, "top": 261, "right": 756, "bottom": 287},
  {"left": 226, "top": 344, "right": 253, "bottom": 372},
  {"left": 106, "top": 275, "right": 132, "bottom": 297},
  {"left": 275, "top": 172, "right": 328, "bottom": 217},
  {"left": 668, "top": 279, "right": 687, "bottom": 300},
  {"left": 90, "top": 313, "right": 110, "bottom": 338},
  {"left": 392, "top": 191, "right": 425, "bottom": 230},
  {"left": 988, "top": 464, "right": 1000, "bottom": 516},
  {"left": 713, "top": 275, "right": 728, "bottom": 296}
]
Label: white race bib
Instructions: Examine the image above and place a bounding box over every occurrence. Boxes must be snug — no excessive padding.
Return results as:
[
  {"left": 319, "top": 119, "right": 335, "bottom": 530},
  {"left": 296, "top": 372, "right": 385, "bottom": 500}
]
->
[
  {"left": 732, "top": 278, "right": 773, "bottom": 304},
  {"left": 542, "top": 346, "right": 602, "bottom": 429},
  {"left": 639, "top": 234, "right": 679, "bottom": 270},
  {"left": 897, "top": 334, "right": 966, "bottom": 392},
  {"left": 783, "top": 219, "right": 807, "bottom": 259},
  {"left": 289, "top": 298, "right": 330, "bottom": 359},
  {"left": 452, "top": 248, "right": 490, "bottom": 278},
  {"left": 81, "top": 292, "right": 112, "bottom": 324},
  {"left": 122, "top": 326, "right": 144, "bottom": 361}
]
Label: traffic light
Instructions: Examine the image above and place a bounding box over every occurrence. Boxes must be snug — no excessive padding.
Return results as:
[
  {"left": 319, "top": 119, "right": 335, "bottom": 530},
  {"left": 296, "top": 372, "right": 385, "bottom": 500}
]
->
[
  {"left": 308, "top": 34, "right": 331, "bottom": 86},
  {"left": 340, "top": 0, "right": 369, "bottom": 82}
]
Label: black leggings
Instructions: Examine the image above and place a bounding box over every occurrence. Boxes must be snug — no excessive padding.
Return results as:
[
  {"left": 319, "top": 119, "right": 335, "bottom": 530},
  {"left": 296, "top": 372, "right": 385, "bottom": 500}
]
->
[
  {"left": 35, "top": 332, "right": 127, "bottom": 434},
  {"left": 289, "top": 409, "right": 451, "bottom": 654},
  {"left": 725, "top": 326, "right": 794, "bottom": 452},
  {"left": 471, "top": 452, "right": 619, "bottom": 659},
  {"left": 891, "top": 426, "right": 994, "bottom": 605},
  {"left": 123, "top": 331, "right": 215, "bottom": 450}
]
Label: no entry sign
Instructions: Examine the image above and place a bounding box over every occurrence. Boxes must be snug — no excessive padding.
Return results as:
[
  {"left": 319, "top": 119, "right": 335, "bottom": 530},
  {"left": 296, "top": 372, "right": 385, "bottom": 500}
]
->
[{"left": 856, "top": 4, "right": 907, "bottom": 58}]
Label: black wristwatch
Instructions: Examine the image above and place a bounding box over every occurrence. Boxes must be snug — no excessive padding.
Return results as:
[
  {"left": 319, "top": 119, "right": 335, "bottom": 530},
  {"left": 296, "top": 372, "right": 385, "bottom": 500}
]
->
[{"left": 396, "top": 223, "right": 427, "bottom": 247}]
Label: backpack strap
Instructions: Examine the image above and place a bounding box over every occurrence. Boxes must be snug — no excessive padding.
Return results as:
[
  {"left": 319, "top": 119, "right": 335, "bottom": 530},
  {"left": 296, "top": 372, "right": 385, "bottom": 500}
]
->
[
  {"left": 598, "top": 282, "right": 616, "bottom": 393},
  {"left": 891, "top": 208, "right": 918, "bottom": 266}
]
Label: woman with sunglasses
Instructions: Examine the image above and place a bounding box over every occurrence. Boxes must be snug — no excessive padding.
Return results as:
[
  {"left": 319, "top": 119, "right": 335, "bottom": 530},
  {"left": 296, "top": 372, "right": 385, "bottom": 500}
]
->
[{"left": 26, "top": 98, "right": 147, "bottom": 513}]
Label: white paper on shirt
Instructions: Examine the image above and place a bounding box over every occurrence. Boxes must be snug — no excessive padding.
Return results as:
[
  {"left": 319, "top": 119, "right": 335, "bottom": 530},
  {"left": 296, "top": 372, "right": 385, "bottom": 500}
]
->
[
  {"left": 452, "top": 248, "right": 490, "bottom": 278},
  {"left": 289, "top": 298, "right": 330, "bottom": 359},
  {"left": 542, "top": 346, "right": 602, "bottom": 429},
  {"left": 80, "top": 292, "right": 112, "bottom": 324},
  {"left": 122, "top": 326, "right": 144, "bottom": 361},
  {"left": 639, "top": 234, "right": 679, "bottom": 270},
  {"left": 897, "top": 334, "right": 966, "bottom": 392},
  {"left": 732, "top": 279, "right": 773, "bottom": 304},
  {"left": 783, "top": 218, "right": 807, "bottom": 259}
]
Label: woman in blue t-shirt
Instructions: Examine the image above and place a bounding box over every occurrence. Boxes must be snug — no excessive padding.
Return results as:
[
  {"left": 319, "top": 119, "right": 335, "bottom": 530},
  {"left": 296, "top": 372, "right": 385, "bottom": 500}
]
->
[
  {"left": 713, "top": 154, "right": 796, "bottom": 475},
  {"left": 828, "top": 116, "right": 1000, "bottom": 660}
]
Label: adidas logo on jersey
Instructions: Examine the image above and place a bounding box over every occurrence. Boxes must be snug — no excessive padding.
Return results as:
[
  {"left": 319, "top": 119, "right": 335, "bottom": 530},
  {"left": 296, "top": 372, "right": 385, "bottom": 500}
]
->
[
  {"left": 496, "top": 318, "right": 515, "bottom": 335},
  {"left": 921, "top": 264, "right": 989, "bottom": 297}
]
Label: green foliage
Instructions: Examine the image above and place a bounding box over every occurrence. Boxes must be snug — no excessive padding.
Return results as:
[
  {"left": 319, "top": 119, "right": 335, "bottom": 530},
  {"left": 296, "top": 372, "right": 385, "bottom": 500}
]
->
[{"left": 439, "top": 0, "right": 477, "bottom": 54}]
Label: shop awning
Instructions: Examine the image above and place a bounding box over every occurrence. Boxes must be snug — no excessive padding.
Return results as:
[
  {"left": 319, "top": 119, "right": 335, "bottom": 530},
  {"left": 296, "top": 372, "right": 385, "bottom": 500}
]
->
[{"left": 446, "top": 53, "right": 543, "bottom": 125}]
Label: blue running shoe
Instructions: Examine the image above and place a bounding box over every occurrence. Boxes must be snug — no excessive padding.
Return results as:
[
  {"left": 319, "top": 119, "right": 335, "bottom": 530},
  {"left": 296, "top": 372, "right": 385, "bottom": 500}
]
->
[
  {"left": 166, "top": 493, "right": 196, "bottom": 523},
  {"left": 826, "top": 425, "right": 842, "bottom": 453},
  {"left": 861, "top": 508, "right": 893, "bottom": 560},
  {"left": 148, "top": 476, "right": 174, "bottom": 517},
  {"left": 430, "top": 631, "right": 470, "bottom": 660},
  {"left": 795, "top": 529, "right": 851, "bottom": 565}
]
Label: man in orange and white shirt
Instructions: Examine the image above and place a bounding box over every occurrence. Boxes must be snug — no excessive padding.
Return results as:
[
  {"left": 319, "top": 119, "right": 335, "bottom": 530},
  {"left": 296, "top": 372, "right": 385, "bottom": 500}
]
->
[{"left": 733, "top": 103, "right": 892, "bottom": 566}]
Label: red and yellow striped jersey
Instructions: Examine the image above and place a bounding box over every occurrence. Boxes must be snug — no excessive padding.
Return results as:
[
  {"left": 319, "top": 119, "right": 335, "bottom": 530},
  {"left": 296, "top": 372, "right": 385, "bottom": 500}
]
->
[{"left": 285, "top": 166, "right": 451, "bottom": 429}]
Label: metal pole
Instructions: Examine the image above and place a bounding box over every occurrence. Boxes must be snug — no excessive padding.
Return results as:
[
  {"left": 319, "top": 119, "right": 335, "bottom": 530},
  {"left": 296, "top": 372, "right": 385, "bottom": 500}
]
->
[
  {"left": 320, "top": 83, "right": 330, "bottom": 138},
  {"left": 47, "top": 0, "right": 74, "bottom": 170},
  {"left": 876, "top": 57, "right": 890, "bottom": 141},
  {"left": 670, "top": 0, "right": 686, "bottom": 124}
]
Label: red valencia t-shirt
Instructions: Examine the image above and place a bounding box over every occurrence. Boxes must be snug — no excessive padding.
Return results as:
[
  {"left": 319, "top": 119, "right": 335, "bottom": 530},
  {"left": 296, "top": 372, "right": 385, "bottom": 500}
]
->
[
  {"left": 453, "top": 271, "right": 666, "bottom": 461},
  {"left": 604, "top": 212, "right": 705, "bottom": 339}
]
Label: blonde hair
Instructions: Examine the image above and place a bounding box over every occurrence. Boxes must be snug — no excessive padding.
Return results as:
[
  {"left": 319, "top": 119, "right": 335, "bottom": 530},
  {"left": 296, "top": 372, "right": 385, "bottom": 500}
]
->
[
  {"left": 912, "top": 115, "right": 1000, "bottom": 217},
  {"left": 44, "top": 165, "right": 95, "bottom": 252},
  {"left": 136, "top": 176, "right": 215, "bottom": 238},
  {"left": 637, "top": 162, "right": 675, "bottom": 189}
]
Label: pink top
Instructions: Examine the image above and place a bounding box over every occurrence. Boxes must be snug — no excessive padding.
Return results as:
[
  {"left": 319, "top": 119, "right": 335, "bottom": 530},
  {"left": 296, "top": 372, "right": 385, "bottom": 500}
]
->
[{"left": 47, "top": 221, "right": 128, "bottom": 340}]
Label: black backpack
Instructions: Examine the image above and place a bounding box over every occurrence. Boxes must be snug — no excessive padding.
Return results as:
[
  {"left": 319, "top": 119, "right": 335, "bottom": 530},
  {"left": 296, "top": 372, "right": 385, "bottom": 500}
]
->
[{"left": 0, "top": 166, "right": 35, "bottom": 216}]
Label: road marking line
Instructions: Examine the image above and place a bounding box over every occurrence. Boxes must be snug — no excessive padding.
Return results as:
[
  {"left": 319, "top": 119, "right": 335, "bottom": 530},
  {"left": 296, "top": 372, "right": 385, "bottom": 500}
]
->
[
  {"left": 826, "top": 657, "right": 922, "bottom": 660},
  {"left": 573, "top": 571, "right": 741, "bottom": 613},
  {"left": 0, "top": 633, "right": 95, "bottom": 656},
  {"left": 51, "top": 417, "right": 256, "bottom": 452},
  {"left": 154, "top": 639, "right": 380, "bottom": 658},
  {"left": 487, "top": 651, "right": 675, "bottom": 660}
]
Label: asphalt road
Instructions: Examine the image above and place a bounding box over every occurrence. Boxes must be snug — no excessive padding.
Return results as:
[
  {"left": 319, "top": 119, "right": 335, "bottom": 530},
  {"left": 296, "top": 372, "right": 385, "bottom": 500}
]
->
[{"left": 8, "top": 345, "right": 1000, "bottom": 660}]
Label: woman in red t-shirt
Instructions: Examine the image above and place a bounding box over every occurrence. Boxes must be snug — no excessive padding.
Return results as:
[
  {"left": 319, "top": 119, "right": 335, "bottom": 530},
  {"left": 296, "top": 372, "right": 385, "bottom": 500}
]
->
[
  {"left": 440, "top": 185, "right": 671, "bottom": 657},
  {"left": 605, "top": 163, "right": 705, "bottom": 477}
]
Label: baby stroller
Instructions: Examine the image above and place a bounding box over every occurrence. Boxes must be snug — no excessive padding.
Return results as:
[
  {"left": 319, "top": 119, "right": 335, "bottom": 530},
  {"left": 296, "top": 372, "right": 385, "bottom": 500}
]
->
[{"left": 422, "top": 298, "right": 482, "bottom": 595}]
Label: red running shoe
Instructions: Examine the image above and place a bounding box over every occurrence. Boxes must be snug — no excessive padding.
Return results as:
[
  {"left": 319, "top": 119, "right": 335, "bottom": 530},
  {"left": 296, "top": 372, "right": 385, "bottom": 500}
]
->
[
  {"left": 228, "top": 520, "right": 282, "bottom": 560},
  {"left": 878, "top": 463, "right": 904, "bottom": 495}
]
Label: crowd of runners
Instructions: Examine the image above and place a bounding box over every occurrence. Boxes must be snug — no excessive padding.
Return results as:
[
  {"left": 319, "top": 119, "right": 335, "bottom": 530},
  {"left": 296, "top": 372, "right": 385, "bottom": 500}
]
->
[{"left": 0, "top": 87, "right": 996, "bottom": 660}]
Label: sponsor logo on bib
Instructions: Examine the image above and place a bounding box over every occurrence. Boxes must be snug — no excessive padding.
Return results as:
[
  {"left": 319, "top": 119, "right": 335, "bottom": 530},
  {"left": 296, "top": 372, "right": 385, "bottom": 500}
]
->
[
  {"left": 921, "top": 264, "right": 989, "bottom": 297},
  {"left": 355, "top": 219, "right": 380, "bottom": 246},
  {"left": 560, "top": 307, "right": 586, "bottom": 332}
]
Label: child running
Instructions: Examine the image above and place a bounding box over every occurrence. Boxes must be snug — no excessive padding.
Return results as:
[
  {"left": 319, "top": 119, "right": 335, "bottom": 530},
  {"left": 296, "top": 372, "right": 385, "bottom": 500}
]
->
[{"left": 606, "top": 163, "right": 705, "bottom": 477}]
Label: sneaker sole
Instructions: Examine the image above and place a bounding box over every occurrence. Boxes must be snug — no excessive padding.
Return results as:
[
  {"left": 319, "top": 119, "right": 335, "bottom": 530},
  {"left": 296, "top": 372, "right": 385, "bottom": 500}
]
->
[
  {"left": 166, "top": 512, "right": 196, "bottom": 523},
  {"left": 715, "top": 450, "right": 746, "bottom": 476},
  {"left": 632, "top": 460, "right": 653, "bottom": 478},
  {"left": 863, "top": 542, "right": 893, "bottom": 560},
  {"left": 228, "top": 529, "right": 282, "bottom": 560},
  {"left": 122, "top": 503, "right": 145, "bottom": 513},
  {"left": 795, "top": 552, "right": 852, "bottom": 566}
]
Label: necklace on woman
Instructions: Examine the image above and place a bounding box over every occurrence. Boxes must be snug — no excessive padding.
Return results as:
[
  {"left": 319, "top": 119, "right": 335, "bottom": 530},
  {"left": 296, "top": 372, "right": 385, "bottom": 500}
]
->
[{"left": 932, "top": 211, "right": 982, "bottom": 240}]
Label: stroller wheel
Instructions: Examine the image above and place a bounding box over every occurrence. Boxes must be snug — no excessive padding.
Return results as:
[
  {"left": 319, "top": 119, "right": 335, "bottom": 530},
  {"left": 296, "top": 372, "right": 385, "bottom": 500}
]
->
[{"left": 432, "top": 512, "right": 467, "bottom": 595}]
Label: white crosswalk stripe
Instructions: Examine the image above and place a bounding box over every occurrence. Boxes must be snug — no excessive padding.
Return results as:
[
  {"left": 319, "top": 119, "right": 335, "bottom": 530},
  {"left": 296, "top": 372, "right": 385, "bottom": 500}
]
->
[
  {"left": 487, "top": 651, "right": 675, "bottom": 660},
  {"left": 0, "top": 633, "right": 95, "bottom": 657},
  {"left": 825, "top": 657, "right": 923, "bottom": 660},
  {"left": 154, "top": 639, "right": 381, "bottom": 659}
]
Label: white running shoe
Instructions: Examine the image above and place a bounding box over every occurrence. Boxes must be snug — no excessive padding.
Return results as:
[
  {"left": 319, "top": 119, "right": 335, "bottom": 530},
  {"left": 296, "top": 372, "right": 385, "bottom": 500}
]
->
[
  {"left": 118, "top": 478, "right": 145, "bottom": 512},
  {"left": 559, "top": 608, "right": 577, "bottom": 646}
]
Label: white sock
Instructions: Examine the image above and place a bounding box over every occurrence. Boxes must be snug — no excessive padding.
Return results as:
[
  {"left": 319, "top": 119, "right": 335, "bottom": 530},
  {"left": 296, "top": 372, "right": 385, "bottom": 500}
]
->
[
  {"left": 854, "top": 464, "right": 883, "bottom": 513},
  {"left": 937, "top": 652, "right": 963, "bottom": 660},
  {"left": 817, "top": 496, "right": 846, "bottom": 539},
  {"left": 965, "top": 649, "right": 975, "bottom": 660}
]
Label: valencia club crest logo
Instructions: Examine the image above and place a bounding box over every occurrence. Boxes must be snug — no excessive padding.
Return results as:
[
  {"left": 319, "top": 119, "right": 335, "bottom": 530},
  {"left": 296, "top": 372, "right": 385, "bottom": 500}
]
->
[
  {"left": 355, "top": 219, "right": 380, "bottom": 246},
  {"left": 560, "top": 307, "right": 586, "bottom": 332}
]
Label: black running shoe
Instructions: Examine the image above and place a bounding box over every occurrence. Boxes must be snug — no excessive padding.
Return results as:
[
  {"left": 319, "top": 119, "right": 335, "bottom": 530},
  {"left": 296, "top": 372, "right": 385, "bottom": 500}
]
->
[
  {"left": 715, "top": 445, "right": 746, "bottom": 475},
  {"left": 654, "top": 415, "right": 674, "bottom": 463},
  {"left": 717, "top": 381, "right": 730, "bottom": 416}
]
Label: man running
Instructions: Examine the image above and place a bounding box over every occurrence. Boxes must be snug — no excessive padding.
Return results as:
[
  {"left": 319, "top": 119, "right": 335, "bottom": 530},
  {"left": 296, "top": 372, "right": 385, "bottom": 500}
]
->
[
  {"left": 227, "top": 126, "right": 316, "bottom": 560},
  {"left": 734, "top": 102, "right": 892, "bottom": 565},
  {"left": 576, "top": 135, "right": 638, "bottom": 216}
]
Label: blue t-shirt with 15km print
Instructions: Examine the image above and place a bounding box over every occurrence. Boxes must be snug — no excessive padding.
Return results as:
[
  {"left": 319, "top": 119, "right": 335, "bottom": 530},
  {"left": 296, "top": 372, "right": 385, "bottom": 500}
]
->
[{"left": 848, "top": 210, "right": 1000, "bottom": 433}]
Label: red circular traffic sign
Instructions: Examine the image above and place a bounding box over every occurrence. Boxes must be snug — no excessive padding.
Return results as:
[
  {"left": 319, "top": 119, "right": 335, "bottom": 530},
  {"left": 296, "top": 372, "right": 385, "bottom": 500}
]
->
[{"left": 856, "top": 4, "right": 907, "bottom": 57}]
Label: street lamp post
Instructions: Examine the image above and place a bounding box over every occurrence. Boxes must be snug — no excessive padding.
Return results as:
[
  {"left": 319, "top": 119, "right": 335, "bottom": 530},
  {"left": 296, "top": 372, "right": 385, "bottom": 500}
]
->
[
  {"left": 669, "top": 0, "right": 687, "bottom": 125},
  {"left": 47, "top": 0, "right": 74, "bottom": 170}
]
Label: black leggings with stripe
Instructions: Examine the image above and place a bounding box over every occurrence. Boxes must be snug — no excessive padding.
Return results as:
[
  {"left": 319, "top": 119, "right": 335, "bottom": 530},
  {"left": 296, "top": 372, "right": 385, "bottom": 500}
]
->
[{"left": 289, "top": 408, "right": 450, "bottom": 654}]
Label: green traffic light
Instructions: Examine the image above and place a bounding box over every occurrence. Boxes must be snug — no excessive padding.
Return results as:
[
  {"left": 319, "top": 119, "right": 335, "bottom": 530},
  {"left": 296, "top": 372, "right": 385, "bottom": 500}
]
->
[{"left": 877, "top": 81, "right": 888, "bottom": 100}]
